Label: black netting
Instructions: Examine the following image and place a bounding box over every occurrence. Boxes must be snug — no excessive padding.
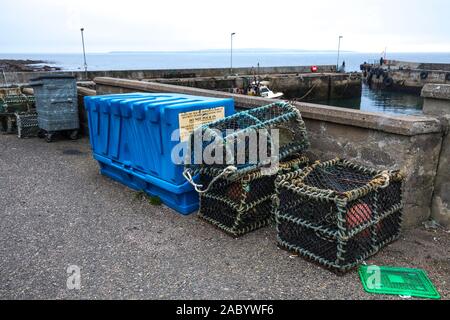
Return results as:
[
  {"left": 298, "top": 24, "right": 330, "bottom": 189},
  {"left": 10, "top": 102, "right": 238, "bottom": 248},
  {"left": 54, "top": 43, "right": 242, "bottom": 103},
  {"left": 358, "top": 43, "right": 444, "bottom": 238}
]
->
[
  {"left": 303, "top": 164, "right": 373, "bottom": 192},
  {"left": 377, "top": 180, "right": 403, "bottom": 214},
  {"left": 199, "top": 197, "right": 273, "bottom": 236},
  {"left": 200, "top": 196, "right": 239, "bottom": 229},
  {"left": 199, "top": 173, "right": 276, "bottom": 208},
  {"left": 275, "top": 159, "right": 404, "bottom": 272},
  {"left": 345, "top": 194, "right": 376, "bottom": 233},
  {"left": 278, "top": 218, "right": 386, "bottom": 271},
  {"left": 343, "top": 230, "right": 374, "bottom": 262},
  {"left": 246, "top": 175, "right": 277, "bottom": 204},
  {"left": 278, "top": 188, "right": 338, "bottom": 230},
  {"left": 199, "top": 155, "right": 309, "bottom": 237},
  {"left": 200, "top": 155, "right": 309, "bottom": 206},
  {"left": 238, "top": 200, "right": 273, "bottom": 228},
  {"left": 375, "top": 211, "right": 402, "bottom": 245},
  {"left": 199, "top": 175, "right": 246, "bottom": 204},
  {"left": 278, "top": 219, "right": 338, "bottom": 263}
]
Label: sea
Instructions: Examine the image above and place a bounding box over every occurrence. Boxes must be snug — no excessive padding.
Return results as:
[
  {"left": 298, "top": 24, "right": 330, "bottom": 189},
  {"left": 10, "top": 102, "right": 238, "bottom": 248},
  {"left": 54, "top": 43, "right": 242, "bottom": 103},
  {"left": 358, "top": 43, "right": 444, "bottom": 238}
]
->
[{"left": 2, "top": 50, "right": 450, "bottom": 115}]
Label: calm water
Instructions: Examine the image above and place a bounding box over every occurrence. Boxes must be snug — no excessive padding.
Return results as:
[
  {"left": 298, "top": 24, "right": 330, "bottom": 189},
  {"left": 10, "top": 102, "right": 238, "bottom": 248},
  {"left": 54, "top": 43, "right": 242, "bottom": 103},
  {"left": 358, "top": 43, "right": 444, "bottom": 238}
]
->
[
  {"left": 1, "top": 50, "right": 450, "bottom": 72},
  {"left": 1, "top": 50, "right": 446, "bottom": 116},
  {"left": 317, "top": 85, "right": 424, "bottom": 116}
]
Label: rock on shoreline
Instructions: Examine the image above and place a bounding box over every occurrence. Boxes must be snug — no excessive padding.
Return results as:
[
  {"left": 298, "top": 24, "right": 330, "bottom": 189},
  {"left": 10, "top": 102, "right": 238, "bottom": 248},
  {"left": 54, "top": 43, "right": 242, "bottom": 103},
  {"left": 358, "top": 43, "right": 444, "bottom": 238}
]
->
[{"left": 0, "top": 59, "right": 61, "bottom": 72}]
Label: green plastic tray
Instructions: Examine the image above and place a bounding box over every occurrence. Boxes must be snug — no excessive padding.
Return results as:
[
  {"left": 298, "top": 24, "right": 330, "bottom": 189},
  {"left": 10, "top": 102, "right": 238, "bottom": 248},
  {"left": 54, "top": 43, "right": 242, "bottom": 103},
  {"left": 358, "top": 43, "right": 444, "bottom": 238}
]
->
[{"left": 359, "top": 265, "right": 441, "bottom": 299}]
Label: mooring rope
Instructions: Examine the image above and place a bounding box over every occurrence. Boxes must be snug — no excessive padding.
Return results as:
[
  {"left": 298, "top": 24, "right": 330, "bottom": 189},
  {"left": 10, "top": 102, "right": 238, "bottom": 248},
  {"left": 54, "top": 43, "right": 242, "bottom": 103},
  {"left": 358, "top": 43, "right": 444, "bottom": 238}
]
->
[{"left": 294, "top": 83, "right": 317, "bottom": 101}]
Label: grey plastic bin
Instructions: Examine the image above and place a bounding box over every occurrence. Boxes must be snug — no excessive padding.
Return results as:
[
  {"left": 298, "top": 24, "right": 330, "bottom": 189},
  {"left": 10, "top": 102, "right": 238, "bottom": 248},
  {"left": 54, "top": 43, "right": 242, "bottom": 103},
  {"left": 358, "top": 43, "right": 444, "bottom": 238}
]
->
[{"left": 30, "top": 75, "right": 79, "bottom": 142}]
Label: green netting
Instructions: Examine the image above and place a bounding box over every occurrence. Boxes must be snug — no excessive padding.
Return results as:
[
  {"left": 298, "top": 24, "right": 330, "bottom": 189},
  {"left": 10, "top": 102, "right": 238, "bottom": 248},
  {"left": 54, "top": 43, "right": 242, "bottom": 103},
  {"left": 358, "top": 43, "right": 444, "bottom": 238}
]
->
[
  {"left": 359, "top": 265, "right": 441, "bottom": 299},
  {"left": 185, "top": 101, "right": 310, "bottom": 178},
  {"left": 0, "top": 94, "right": 35, "bottom": 113}
]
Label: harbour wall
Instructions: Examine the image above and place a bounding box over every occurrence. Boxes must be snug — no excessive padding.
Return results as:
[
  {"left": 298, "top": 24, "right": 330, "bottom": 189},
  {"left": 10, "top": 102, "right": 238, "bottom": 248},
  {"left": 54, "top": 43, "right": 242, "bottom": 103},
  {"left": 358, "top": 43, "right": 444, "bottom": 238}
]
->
[
  {"left": 2, "top": 65, "right": 336, "bottom": 85},
  {"left": 153, "top": 72, "right": 361, "bottom": 101},
  {"left": 422, "top": 84, "right": 450, "bottom": 228},
  {"left": 361, "top": 60, "right": 450, "bottom": 93},
  {"left": 368, "top": 68, "right": 450, "bottom": 93},
  {"left": 91, "top": 77, "right": 446, "bottom": 229}
]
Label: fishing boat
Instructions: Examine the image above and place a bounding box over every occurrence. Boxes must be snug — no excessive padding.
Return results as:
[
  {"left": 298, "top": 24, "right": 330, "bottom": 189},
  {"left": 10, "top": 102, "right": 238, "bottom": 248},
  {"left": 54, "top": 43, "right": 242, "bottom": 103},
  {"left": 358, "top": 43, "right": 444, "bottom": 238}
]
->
[{"left": 248, "top": 81, "right": 284, "bottom": 99}]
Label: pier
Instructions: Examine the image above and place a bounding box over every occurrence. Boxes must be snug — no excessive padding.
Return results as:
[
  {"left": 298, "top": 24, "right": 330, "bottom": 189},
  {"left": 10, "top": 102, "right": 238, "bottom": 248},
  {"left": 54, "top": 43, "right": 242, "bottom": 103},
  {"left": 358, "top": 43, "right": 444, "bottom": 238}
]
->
[
  {"left": 5, "top": 64, "right": 449, "bottom": 229},
  {"left": 361, "top": 60, "right": 450, "bottom": 93},
  {"left": 3, "top": 65, "right": 361, "bottom": 103},
  {"left": 4, "top": 64, "right": 449, "bottom": 229}
]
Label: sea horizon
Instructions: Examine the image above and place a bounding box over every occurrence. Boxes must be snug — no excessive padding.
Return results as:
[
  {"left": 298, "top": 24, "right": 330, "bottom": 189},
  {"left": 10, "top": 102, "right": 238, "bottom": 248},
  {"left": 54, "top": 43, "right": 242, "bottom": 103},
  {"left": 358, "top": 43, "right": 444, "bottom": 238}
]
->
[{"left": 1, "top": 50, "right": 450, "bottom": 72}]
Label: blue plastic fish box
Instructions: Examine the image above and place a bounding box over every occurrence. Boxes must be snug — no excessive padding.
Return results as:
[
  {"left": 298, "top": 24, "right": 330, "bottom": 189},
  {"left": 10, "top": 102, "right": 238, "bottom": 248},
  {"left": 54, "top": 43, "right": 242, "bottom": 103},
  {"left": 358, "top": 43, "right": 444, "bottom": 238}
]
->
[{"left": 84, "top": 93, "right": 235, "bottom": 215}]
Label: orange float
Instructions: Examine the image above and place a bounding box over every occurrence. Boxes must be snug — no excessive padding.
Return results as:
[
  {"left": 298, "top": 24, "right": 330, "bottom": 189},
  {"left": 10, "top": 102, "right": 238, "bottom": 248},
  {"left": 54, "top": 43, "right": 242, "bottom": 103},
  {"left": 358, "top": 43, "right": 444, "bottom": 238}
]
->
[{"left": 347, "top": 203, "right": 372, "bottom": 237}]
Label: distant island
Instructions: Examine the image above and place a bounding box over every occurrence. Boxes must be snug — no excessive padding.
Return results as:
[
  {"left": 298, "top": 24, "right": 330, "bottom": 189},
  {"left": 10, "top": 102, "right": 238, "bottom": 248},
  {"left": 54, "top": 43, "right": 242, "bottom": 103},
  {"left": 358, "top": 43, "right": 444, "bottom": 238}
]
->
[{"left": 108, "top": 49, "right": 355, "bottom": 54}]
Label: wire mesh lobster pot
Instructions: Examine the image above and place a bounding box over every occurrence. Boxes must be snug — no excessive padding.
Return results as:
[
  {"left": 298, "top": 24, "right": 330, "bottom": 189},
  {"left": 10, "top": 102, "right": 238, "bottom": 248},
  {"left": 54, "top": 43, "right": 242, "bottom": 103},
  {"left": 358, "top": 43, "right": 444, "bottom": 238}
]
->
[
  {"left": 184, "top": 102, "right": 310, "bottom": 178},
  {"left": 199, "top": 155, "right": 309, "bottom": 237},
  {"left": 0, "top": 88, "right": 22, "bottom": 100},
  {"left": 274, "top": 158, "right": 404, "bottom": 273},
  {"left": 0, "top": 95, "right": 36, "bottom": 133},
  {"left": 0, "top": 95, "right": 35, "bottom": 113},
  {"left": 16, "top": 112, "right": 39, "bottom": 139}
]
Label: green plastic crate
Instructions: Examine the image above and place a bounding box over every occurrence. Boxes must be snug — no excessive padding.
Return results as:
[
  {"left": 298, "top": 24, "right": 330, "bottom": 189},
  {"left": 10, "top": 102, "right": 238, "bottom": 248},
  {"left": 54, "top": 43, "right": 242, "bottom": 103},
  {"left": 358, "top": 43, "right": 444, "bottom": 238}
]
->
[{"left": 359, "top": 265, "right": 441, "bottom": 300}]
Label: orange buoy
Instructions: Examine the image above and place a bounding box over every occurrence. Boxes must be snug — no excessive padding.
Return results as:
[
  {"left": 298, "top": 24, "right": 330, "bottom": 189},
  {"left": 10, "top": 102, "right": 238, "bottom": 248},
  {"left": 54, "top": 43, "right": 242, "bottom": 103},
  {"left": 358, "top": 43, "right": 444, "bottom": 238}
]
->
[{"left": 347, "top": 203, "right": 372, "bottom": 236}]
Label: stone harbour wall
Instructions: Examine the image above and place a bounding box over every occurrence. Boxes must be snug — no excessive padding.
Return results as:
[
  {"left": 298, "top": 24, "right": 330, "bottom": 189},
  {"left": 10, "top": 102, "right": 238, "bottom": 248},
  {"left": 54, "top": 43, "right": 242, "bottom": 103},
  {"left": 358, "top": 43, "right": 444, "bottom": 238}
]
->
[
  {"left": 153, "top": 73, "right": 361, "bottom": 101},
  {"left": 3, "top": 65, "right": 337, "bottom": 85},
  {"left": 422, "top": 84, "right": 450, "bottom": 228}
]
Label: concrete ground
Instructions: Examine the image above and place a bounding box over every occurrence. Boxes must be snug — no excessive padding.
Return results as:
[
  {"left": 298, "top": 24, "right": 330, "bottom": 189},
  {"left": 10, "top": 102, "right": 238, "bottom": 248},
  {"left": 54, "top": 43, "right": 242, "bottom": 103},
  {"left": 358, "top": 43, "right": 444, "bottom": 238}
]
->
[{"left": 0, "top": 135, "right": 448, "bottom": 300}]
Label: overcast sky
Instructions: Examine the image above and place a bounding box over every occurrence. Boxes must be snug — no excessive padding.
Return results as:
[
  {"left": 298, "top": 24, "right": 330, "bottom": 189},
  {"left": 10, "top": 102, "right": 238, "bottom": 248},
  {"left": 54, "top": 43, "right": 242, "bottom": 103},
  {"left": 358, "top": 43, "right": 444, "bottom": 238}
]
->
[{"left": 1, "top": 0, "right": 450, "bottom": 53}]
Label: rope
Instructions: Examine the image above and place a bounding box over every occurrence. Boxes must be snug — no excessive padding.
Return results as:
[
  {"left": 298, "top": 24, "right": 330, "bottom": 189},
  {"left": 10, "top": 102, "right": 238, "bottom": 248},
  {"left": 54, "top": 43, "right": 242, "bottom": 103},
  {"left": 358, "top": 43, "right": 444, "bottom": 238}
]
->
[
  {"left": 183, "top": 166, "right": 238, "bottom": 194},
  {"left": 374, "top": 171, "right": 390, "bottom": 189},
  {"left": 294, "top": 83, "right": 317, "bottom": 101}
]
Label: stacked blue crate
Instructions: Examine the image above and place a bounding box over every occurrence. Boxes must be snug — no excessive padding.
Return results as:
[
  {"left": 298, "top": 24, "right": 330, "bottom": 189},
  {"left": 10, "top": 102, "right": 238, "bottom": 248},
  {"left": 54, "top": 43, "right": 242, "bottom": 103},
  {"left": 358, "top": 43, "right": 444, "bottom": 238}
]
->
[{"left": 84, "top": 93, "right": 235, "bottom": 215}]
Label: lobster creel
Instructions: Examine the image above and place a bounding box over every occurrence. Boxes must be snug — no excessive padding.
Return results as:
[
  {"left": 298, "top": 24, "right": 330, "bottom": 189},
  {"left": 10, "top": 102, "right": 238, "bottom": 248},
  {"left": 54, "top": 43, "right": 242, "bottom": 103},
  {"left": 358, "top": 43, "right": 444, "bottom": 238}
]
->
[
  {"left": 184, "top": 101, "right": 310, "bottom": 179},
  {"left": 199, "top": 155, "right": 309, "bottom": 237},
  {"left": 273, "top": 158, "right": 404, "bottom": 273}
]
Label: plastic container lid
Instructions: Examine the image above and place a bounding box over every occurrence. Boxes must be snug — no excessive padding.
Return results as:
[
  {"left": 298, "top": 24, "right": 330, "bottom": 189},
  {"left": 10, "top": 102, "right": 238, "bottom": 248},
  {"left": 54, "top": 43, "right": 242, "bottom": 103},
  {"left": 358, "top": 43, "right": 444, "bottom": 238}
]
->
[{"left": 359, "top": 265, "right": 441, "bottom": 300}]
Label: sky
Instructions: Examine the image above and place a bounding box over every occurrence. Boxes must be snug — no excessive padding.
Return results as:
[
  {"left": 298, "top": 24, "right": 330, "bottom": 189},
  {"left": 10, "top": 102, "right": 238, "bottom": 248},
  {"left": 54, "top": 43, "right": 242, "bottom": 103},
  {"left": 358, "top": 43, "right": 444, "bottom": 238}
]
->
[{"left": 1, "top": 0, "right": 450, "bottom": 53}]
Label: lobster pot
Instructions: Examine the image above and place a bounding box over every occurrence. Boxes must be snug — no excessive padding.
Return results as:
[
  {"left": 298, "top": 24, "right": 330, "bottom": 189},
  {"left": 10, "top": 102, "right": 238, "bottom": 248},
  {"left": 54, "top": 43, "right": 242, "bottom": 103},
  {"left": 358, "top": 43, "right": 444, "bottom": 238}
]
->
[
  {"left": 274, "top": 158, "right": 404, "bottom": 273},
  {"left": 199, "top": 155, "right": 309, "bottom": 237},
  {"left": 0, "top": 88, "right": 22, "bottom": 100},
  {"left": 0, "top": 95, "right": 35, "bottom": 114},
  {"left": 16, "top": 112, "right": 39, "bottom": 138},
  {"left": 186, "top": 102, "right": 309, "bottom": 177},
  {"left": 0, "top": 95, "right": 36, "bottom": 134}
]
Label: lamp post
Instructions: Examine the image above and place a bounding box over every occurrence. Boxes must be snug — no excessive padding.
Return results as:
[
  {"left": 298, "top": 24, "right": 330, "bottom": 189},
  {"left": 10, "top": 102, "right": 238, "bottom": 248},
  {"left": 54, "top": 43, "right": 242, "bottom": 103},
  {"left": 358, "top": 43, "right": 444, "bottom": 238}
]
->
[
  {"left": 230, "top": 32, "right": 236, "bottom": 75},
  {"left": 1, "top": 69, "right": 8, "bottom": 86},
  {"left": 336, "top": 35, "right": 343, "bottom": 72},
  {"left": 80, "top": 28, "right": 88, "bottom": 80}
]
